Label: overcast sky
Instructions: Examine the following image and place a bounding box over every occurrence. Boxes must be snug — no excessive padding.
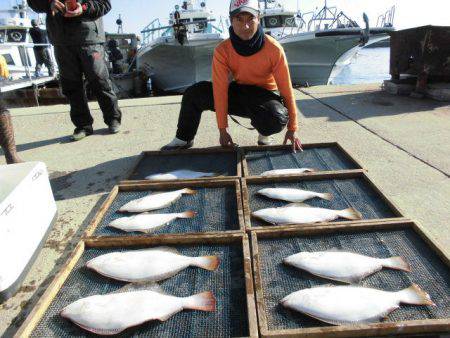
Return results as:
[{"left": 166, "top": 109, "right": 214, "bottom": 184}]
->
[{"left": 2, "top": 0, "right": 449, "bottom": 36}]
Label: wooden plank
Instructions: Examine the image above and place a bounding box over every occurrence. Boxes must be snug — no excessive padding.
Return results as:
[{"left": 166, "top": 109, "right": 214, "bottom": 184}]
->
[
  {"left": 16, "top": 233, "right": 258, "bottom": 338},
  {"left": 14, "top": 242, "right": 85, "bottom": 338},
  {"left": 84, "top": 232, "right": 245, "bottom": 248},
  {"left": 251, "top": 232, "right": 271, "bottom": 336},
  {"left": 243, "top": 235, "right": 259, "bottom": 338},
  {"left": 242, "top": 171, "right": 406, "bottom": 230},
  {"left": 83, "top": 178, "right": 246, "bottom": 238},
  {"left": 83, "top": 186, "right": 119, "bottom": 237},
  {"left": 252, "top": 220, "right": 450, "bottom": 338},
  {"left": 240, "top": 142, "right": 365, "bottom": 177}
]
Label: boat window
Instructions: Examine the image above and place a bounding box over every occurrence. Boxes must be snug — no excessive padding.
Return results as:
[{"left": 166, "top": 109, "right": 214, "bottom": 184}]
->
[
  {"left": 0, "top": 31, "right": 5, "bottom": 43},
  {"left": 263, "top": 15, "right": 296, "bottom": 28},
  {"left": 2, "top": 54, "right": 14, "bottom": 66},
  {"left": 193, "top": 17, "right": 207, "bottom": 31},
  {"left": 179, "top": 19, "right": 190, "bottom": 24},
  {"left": 7, "top": 29, "right": 27, "bottom": 43}
]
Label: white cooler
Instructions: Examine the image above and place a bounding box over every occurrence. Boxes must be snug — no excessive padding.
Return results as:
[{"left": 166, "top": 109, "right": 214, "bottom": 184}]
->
[{"left": 0, "top": 162, "right": 57, "bottom": 302}]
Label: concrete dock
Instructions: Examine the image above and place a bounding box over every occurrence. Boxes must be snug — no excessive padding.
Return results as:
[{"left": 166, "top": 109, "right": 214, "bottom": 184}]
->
[{"left": 1, "top": 83, "right": 449, "bottom": 336}]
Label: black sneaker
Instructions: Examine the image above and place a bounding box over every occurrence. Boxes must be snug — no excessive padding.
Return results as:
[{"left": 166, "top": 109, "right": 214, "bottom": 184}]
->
[
  {"left": 72, "top": 126, "right": 93, "bottom": 141},
  {"left": 108, "top": 120, "right": 121, "bottom": 134}
]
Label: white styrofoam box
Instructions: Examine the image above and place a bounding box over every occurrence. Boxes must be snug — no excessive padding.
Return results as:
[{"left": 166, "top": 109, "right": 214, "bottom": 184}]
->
[{"left": 0, "top": 162, "right": 57, "bottom": 301}]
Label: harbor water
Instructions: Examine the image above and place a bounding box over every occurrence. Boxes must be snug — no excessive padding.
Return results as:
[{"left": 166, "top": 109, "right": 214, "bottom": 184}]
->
[{"left": 331, "top": 47, "right": 391, "bottom": 85}]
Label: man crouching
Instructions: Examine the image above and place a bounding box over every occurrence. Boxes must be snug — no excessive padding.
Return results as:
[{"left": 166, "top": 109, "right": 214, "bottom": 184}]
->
[{"left": 162, "top": 0, "right": 302, "bottom": 152}]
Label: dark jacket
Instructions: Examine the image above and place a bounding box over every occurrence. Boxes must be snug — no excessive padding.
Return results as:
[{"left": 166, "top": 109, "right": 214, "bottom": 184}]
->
[
  {"left": 27, "top": 0, "right": 111, "bottom": 46},
  {"left": 29, "top": 26, "right": 48, "bottom": 50}
]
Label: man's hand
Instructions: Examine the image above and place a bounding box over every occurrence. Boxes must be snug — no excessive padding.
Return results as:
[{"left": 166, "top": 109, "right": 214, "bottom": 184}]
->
[
  {"left": 64, "top": 3, "right": 83, "bottom": 17},
  {"left": 51, "top": 0, "right": 66, "bottom": 16},
  {"left": 284, "top": 130, "right": 303, "bottom": 153},
  {"left": 219, "top": 128, "right": 234, "bottom": 148}
]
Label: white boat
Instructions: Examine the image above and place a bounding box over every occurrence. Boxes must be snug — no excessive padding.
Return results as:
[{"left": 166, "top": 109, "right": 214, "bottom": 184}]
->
[
  {"left": 259, "top": 0, "right": 395, "bottom": 86},
  {"left": 137, "top": 1, "right": 225, "bottom": 93},
  {"left": 0, "top": 1, "right": 55, "bottom": 82}
]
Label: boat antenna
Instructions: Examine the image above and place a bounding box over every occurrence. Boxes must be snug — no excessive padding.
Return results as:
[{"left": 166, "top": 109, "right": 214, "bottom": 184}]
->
[{"left": 116, "top": 14, "right": 123, "bottom": 34}]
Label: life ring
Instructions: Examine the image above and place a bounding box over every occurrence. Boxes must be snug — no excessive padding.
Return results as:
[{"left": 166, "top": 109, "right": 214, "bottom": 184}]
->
[{"left": 9, "top": 31, "right": 23, "bottom": 42}]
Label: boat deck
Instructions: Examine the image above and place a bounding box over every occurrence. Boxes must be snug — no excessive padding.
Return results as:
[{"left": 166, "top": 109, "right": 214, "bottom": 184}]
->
[{"left": 0, "top": 76, "right": 56, "bottom": 93}]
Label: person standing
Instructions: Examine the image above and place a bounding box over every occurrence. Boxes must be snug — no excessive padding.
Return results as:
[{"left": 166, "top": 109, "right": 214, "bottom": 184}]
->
[
  {"left": 162, "top": 0, "right": 302, "bottom": 152},
  {"left": 27, "top": 0, "right": 122, "bottom": 141},
  {"left": 29, "top": 19, "right": 55, "bottom": 77},
  {"left": 0, "top": 56, "right": 22, "bottom": 164}
]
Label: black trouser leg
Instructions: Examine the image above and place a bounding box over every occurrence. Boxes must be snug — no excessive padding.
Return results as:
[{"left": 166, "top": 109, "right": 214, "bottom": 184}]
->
[
  {"left": 80, "top": 45, "right": 122, "bottom": 125},
  {"left": 176, "top": 81, "right": 215, "bottom": 141},
  {"left": 175, "top": 81, "right": 288, "bottom": 141},
  {"left": 54, "top": 46, "right": 93, "bottom": 129},
  {"left": 43, "top": 49, "right": 55, "bottom": 76}
]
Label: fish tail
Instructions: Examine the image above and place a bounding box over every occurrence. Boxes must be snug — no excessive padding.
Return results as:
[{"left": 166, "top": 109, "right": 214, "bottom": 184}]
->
[
  {"left": 319, "top": 193, "right": 333, "bottom": 201},
  {"left": 183, "top": 291, "right": 216, "bottom": 312},
  {"left": 381, "top": 256, "right": 411, "bottom": 272},
  {"left": 338, "top": 208, "right": 363, "bottom": 220},
  {"left": 183, "top": 188, "right": 197, "bottom": 195},
  {"left": 192, "top": 256, "right": 220, "bottom": 271},
  {"left": 179, "top": 211, "right": 197, "bottom": 218},
  {"left": 397, "top": 284, "right": 435, "bottom": 306}
]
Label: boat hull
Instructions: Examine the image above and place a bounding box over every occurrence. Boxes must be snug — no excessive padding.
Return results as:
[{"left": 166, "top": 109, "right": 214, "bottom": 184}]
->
[{"left": 137, "top": 38, "right": 222, "bottom": 93}]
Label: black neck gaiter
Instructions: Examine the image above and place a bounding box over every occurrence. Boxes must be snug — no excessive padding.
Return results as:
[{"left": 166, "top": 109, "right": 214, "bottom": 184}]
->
[{"left": 229, "top": 24, "right": 265, "bottom": 57}]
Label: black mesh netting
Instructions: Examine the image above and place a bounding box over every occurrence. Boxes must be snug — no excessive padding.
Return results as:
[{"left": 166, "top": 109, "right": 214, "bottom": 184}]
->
[
  {"left": 257, "top": 228, "right": 450, "bottom": 331},
  {"left": 247, "top": 178, "right": 398, "bottom": 227},
  {"left": 94, "top": 186, "right": 240, "bottom": 236},
  {"left": 129, "top": 153, "right": 238, "bottom": 180},
  {"left": 245, "top": 146, "right": 360, "bottom": 176},
  {"left": 31, "top": 244, "right": 249, "bottom": 337}
]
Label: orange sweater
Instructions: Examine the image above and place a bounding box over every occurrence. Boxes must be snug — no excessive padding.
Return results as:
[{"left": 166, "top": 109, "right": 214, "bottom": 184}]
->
[{"left": 212, "top": 34, "right": 298, "bottom": 131}]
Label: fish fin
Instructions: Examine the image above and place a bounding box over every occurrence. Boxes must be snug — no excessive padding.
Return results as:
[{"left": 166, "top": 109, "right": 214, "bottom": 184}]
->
[
  {"left": 182, "top": 188, "right": 196, "bottom": 195},
  {"left": 381, "top": 256, "right": 411, "bottom": 272},
  {"left": 113, "top": 282, "right": 166, "bottom": 294},
  {"left": 179, "top": 211, "right": 197, "bottom": 218},
  {"left": 397, "top": 284, "right": 435, "bottom": 306},
  {"left": 183, "top": 291, "right": 216, "bottom": 312},
  {"left": 304, "top": 168, "right": 317, "bottom": 172},
  {"left": 192, "top": 256, "right": 220, "bottom": 271},
  {"left": 157, "top": 309, "right": 182, "bottom": 322},
  {"left": 337, "top": 208, "right": 363, "bottom": 220},
  {"left": 281, "top": 202, "right": 311, "bottom": 208},
  {"left": 319, "top": 193, "right": 333, "bottom": 201},
  {"left": 149, "top": 246, "right": 181, "bottom": 255}
]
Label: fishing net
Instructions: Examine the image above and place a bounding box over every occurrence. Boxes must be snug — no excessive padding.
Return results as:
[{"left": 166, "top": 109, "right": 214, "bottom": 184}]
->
[
  {"left": 31, "top": 243, "right": 249, "bottom": 337},
  {"left": 94, "top": 186, "right": 241, "bottom": 236},
  {"left": 245, "top": 146, "right": 360, "bottom": 176},
  {"left": 129, "top": 152, "right": 238, "bottom": 180},
  {"left": 257, "top": 227, "right": 450, "bottom": 331},
  {"left": 247, "top": 177, "right": 398, "bottom": 227}
]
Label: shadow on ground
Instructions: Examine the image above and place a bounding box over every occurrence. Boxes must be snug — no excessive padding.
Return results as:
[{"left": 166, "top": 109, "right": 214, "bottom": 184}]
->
[
  {"left": 297, "top": 90, "right": 450, "bottom": 122},
  {"left": 49, "top": 155, "right": 139, "bottom": 201}
]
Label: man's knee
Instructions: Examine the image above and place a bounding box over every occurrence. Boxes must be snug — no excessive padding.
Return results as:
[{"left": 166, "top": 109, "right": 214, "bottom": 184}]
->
[
  {"left": 60, "top": 78, "right": 83, "bottom": 97},
  {"left": 254, "top": 100, "right": 288, "bottom": 135},
  {"left": 182, "top": 81, "right": 213, "bottom": 107}
]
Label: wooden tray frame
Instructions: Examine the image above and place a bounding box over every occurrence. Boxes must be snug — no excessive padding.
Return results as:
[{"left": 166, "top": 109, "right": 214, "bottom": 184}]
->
[
  {"left": 121, "top": 147, "right": 243, "bottom": 184},
  {"left": 84, "top": 178, "right": 246, "bottom": 238},
  {"left": 15, "top": 233, "right": 258, "bottom": 338},
  {"left": 250, "top": 220, "right": 450, "bottom": 338},
  {"left": 240, "top": 142, "right": 365, "bottom": 177},
  {"left": 241, "top": 170, "right": 407, "bottom": 231}
]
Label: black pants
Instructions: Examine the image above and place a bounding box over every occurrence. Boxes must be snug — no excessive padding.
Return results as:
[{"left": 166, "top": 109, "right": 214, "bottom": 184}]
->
[
  {"left": 176, "top": 81, "right": 289, "bottom": 141},
  {"left": 54, "top": 44, "right": 122, "bottom": 129},
  {"left": 34, "top": 48, "right": 54, "bottom": 76}
]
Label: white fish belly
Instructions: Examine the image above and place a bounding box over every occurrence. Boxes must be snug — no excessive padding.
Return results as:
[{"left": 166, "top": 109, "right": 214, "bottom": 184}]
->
[
  {"left": 87, "top": 250, "right": 192, "bottom": 282},
  {"left": 258, "top": 188, "right": 318, "bottom": 202},
  {"left": 110, "top": 214, "right": 178, "bottom": 232},
  {"left": 62, "top": 291, "right": 182, "bottom": 334},
  {"left": 256, "top": 207, "right": 338, "bottom": 224},
  {"left": 120, "top": 190, "right": 184, "bottom": 212},
  {"left": 282, "top": 286, "right": 398, "bottom": 325},
  {"left": 285, "top": 252, "right": 383, "bottom": 283},
  {"left": 262, "top": 169, "right": 312, "bottom": 176},
  {"left": 146, "top": 170, "right": 214, "bottom": 181}
]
